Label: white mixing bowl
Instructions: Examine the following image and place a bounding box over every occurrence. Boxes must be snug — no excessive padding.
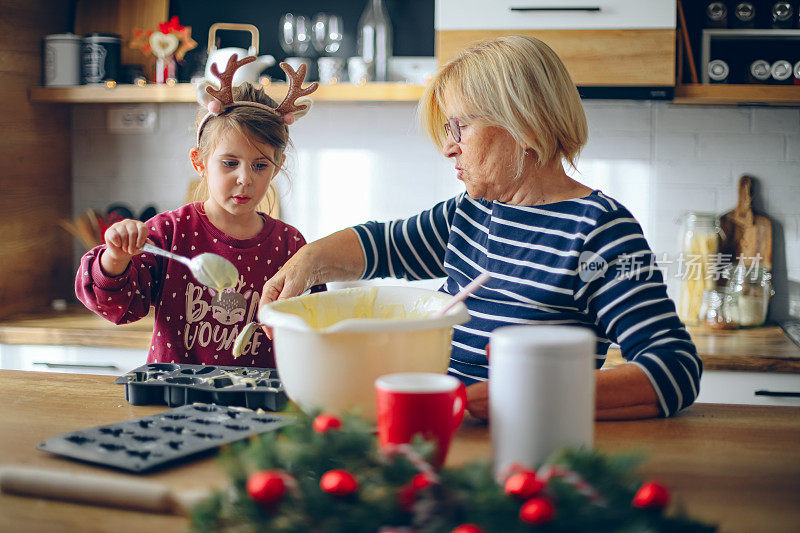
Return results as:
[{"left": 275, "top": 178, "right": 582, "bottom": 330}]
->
[{"left": 258, "top": 286, "right": 470, "bottom": 419}]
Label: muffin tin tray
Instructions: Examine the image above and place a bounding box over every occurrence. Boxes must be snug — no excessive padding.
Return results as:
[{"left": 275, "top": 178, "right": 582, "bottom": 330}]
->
[
  {"left": 114, "top": 363, "right": 287, "bottom": 411},
  {"left": 37, "top": 403, "right": 292, "bottom": 472}
]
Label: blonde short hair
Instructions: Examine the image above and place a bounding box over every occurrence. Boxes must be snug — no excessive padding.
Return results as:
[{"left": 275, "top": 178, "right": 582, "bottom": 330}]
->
[{"left": 419, "top": 35, "right": 587, "bottom": 169}]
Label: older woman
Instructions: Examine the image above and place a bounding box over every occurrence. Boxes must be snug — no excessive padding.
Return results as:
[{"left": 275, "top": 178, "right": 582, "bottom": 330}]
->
[{"left": 260, "top": 35, "right": 701, "bottom": 420}]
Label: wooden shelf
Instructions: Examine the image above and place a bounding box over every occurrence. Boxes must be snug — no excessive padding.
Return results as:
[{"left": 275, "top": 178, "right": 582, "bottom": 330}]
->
[
  {"left": 29, "top": 82, "right": 427, "bottom": 104},
  {"left": 673, "top": 84, "right": 800, "bottom": 106}
]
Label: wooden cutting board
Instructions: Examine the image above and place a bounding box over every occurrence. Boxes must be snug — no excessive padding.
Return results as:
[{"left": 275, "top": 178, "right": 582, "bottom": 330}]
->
[{"left": 718, "top": 175, "right": 772, "bottom": 269}]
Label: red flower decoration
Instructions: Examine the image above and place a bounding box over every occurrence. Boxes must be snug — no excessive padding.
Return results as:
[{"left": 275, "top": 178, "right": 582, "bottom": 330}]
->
[
  {"left": 504, "top": 470, "right": 545, "bottom": 499},
  {"left": 632, "top": 481, "right": 670, "bottom": 510},
  {"left": 320, "top": 469, "right": 358, "bottom": 496},
  {"left": 159, "top": 15, "right": 185, "bottom": 35},
  {"left": 313, "top": 414, "right": 342, "bottom": 433},
  {"left": 519, "top": 497, "right": 555, "bottom": 525},
  {"left": 246, "top": 470, "right": 287, "bottom": 505}
]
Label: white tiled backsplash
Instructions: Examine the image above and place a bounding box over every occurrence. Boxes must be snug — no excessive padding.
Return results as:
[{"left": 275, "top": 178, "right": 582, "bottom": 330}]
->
[{"left": 71, "top": 101, "right": 800, "bottom": 321}]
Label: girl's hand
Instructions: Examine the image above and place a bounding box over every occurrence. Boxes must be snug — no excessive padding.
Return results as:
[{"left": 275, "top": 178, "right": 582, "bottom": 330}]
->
[{"left": 101, "top": 219, "right": 149, "bottom": 276}]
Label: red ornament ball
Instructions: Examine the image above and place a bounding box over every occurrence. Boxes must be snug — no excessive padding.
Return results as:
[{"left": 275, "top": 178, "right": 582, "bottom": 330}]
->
[
  {"left": 504, "top": 470, "right": 545, "bottom": 499},
  {"left": 399, "top": 473, "right": 435, "bottom": 511},
  {"left": 320, "top": 469, "right": 358, "bottom": 496},
  {"left": 313, "top": 414, "right": 342, "bottom": 433},
  {"left": 633, "top": 481, "right": 670, "bottom": 510},
  {"left": 452, "top": 524, "right": 484, "bottom": 533},
  {"left": 519, "top": 497, "right": 555, "bottom": 525},
  {"left": 246, "top": 470, "right": 287, "bottom": 505}
]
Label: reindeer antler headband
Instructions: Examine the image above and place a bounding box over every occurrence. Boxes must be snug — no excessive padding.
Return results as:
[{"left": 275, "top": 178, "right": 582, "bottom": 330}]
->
[{"left": 195, "top": 54, "right": 319, "bottom": 145}]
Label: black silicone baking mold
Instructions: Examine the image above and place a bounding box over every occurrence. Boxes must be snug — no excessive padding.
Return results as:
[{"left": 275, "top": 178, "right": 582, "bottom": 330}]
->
[
  {"left": 114, "top": 363, "right": 287, "bottom": 411},
  {"left": 37, "top": 403, "right": 292, "bottom": 472}
]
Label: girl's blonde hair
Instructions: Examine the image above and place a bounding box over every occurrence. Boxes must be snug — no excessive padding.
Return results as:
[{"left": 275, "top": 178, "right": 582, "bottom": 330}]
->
[
  {"left": 192, "top": 83, "right": 289, "bottom": 215},
  {"left": 419, "top": 35, "right": 587, "bottom": 171}
]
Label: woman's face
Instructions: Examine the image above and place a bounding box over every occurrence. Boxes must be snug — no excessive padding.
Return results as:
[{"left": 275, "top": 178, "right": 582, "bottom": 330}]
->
[{"left": 441, "top": 98, "right": 523, "bottom": 202}]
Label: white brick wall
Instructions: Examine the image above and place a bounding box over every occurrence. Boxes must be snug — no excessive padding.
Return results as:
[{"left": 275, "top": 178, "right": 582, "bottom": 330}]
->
[{"left": 71, "top": 100, "right": 800, "bottom": 320}]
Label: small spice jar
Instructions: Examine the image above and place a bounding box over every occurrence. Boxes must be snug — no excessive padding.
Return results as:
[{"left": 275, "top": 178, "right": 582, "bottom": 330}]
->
[
  {"left": 724, "top": 265, "right": 773, "bottom": 327},
  {"left": 698, "top": 289, "right": 737, "bottom": 330}
]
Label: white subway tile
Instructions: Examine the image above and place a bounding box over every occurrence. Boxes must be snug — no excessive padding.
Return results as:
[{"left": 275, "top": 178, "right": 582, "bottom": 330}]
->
[
  {"left": 581, "top": 133, "right": 651, "bottom": 160},
  {"left": 729, "top": 162, "right": 800, "bottom": 189},
  {"left": 584, "top": 102, "right": 651, "bottom": 132},
  {"left": 787, "top": 135, "right": 800, "bottom": 161},
  {"left": 652, "top": 183, "right": 717, "bottom": 215},
  {"left": 654, "top": 132, "right": 697, "bottom": 160},
  {"left": 752, "top": 108, "right": 800, "bottom": 133},
  {"left": 698, "top": 134, "right": 785, "bottom": 161},
  {"left": 654, "top": 162, "right": 731, "bottom": 185},
  {"left": 657, "top": 106, "right": 750, "bottom": 132}
]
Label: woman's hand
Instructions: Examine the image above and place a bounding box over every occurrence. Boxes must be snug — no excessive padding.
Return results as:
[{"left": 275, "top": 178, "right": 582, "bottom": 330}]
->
[
  {"left": 260, "top": 244, "right": 319, "bottom": 305},
  {"left": 466, "top": 381, "right": 489, "bottom": 420},
  {"left": 100, "top": 219, "right": 149, "bottom": 276}
]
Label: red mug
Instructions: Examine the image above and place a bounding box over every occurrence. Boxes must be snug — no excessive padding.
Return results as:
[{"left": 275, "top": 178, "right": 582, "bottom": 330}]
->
[{"left": 375, "top": 373, "right": 467, "bottom": 468}]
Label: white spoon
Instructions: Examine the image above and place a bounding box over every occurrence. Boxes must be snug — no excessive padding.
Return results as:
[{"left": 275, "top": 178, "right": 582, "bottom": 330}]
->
[
  {"left": 230, "top": 272, "right": 491, "bottom": 359},
  {"left": 141, "top": 243, "right": 239, "bottom": 291}
]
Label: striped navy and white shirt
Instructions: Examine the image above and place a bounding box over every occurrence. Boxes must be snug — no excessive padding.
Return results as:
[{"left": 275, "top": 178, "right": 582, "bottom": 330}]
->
[{"left": 352, "top": 190, "right": 701, "bottom": 417}]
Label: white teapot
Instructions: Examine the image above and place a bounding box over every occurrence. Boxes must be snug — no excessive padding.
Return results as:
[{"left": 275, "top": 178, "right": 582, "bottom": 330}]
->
[{"left": 204, "top": 23, "right": 275, "bottom": 85}]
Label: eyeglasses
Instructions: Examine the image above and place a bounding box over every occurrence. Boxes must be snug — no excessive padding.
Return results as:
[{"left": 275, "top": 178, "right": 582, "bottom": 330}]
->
[
  {"left": 443, "top": 117, "right": 464, "bottom": 143},
  {"left": 443, "top": 115, "right": 482, "bottom": 143}
]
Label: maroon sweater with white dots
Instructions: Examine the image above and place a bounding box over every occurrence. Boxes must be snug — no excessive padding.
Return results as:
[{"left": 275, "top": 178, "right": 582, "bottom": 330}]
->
[{"left": 76, "top": 202, "right": 318, "bottom": 368}]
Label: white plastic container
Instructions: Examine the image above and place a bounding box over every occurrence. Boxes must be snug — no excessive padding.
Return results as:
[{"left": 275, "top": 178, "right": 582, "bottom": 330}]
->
[
  {"left": 259, "top": 286, "right": 470, "bottom": 419},
  {"left": 489, "top": 325, "right": 596, "bottom": 479},
  {"left": 43, "top": 33, "right": 81, "bottom": 86}
]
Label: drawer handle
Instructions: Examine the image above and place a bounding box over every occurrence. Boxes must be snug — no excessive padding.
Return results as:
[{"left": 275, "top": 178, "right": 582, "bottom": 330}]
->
[
  {"left": 754, "top": 390, "right": 800, "bottom": 398},
  {"left": 510, "top": 6, "right": 602, "bottom": 13},
  {"left": 33, "top": 362, "right": 120, "bottom": 370}
]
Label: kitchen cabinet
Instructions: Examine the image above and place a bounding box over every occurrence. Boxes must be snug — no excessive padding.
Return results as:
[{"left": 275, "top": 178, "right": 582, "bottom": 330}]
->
[
  {"left": 0, "top": 344, "right": 144, "bottom": 376},
  {"left": 697, "top": 370, "right": 800, "bottom": 407},
  {"left": 435, "top": 0, "right": 677, "bottom": 94}
]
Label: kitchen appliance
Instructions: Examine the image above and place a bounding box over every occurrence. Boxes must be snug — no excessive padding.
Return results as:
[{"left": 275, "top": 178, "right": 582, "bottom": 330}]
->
[
  {"left": 258, "top": 286, "right": 470, "bottom": 419},
  {"left": 81, "top": 33, "right": 120, "bottom": 85},
  {"left": 204, "top": 23, "right": 274, "bottom": 85},
  {"left": 43, "top": 33, "right": 81, "bottom": 86}
]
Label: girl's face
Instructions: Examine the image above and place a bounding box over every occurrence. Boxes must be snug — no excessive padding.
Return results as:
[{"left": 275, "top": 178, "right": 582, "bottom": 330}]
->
[
  {"left": 194, "top": 128, "right": 283, "bottom": 224},
  {"left": 440, "top": 96, "right": 523, "bottom": 202}
]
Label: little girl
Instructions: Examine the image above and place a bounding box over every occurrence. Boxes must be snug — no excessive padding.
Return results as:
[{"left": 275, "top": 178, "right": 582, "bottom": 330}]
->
[{"left": 76, "top": 57, "right": 322, "bottom": 368}]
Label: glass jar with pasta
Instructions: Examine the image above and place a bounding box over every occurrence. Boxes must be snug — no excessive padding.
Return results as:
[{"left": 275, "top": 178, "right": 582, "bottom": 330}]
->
[{"left": 678, "top": 212, "right": 722, "bottom": 325}]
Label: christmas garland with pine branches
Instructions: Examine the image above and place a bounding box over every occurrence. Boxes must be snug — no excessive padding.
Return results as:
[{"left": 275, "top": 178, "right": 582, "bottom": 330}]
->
[{"left": 190, "top": 411, "right": 715, "bottom": 532}]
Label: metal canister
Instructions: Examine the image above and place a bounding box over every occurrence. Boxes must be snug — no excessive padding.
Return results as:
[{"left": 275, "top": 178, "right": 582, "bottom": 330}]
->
[
  {"left": 708, "top": 59, "right": 730, "bottom": 83},
  {"left": 771, "top": 60, "right": 793, "bottom": 84},
  {"left": 748, "top": 60, "right": 772, "bottom": 83},
  {"left": 81, "top": 33, "right": 121, "bottom": 85},
  {"left": 732, "top": 1, "right": 757, "bottom": 28},
  {"left": 705, "top": 1, "right": 728, "bottom": 28},
  {"left": 43, "top": 33, "right": 81, "bottom": 86},
  {"left": 770, "top": 2, "right": 794, "bottom": 28}
]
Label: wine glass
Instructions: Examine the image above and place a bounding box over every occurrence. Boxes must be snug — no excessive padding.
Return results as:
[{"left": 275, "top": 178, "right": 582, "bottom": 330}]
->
[
  {"left": 311, "top": 13, "right": 343, "bottom": 55},
  {"left": 279, "top": 13, "right": 311, "bottom": 56}
]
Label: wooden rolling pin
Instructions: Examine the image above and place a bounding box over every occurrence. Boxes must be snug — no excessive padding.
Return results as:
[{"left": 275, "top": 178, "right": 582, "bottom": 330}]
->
[{"left": 0, "top": 466, "right": 208, "bottom": 515}]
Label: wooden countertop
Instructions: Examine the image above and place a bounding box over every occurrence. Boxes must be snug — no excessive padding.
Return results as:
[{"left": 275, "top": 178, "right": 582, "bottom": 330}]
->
[
  {"left": 2, "top": 307, "right": 799, "bottom": 373},
  {"left": 1, "top": 370, "right": 799, "bottom": 532}
]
